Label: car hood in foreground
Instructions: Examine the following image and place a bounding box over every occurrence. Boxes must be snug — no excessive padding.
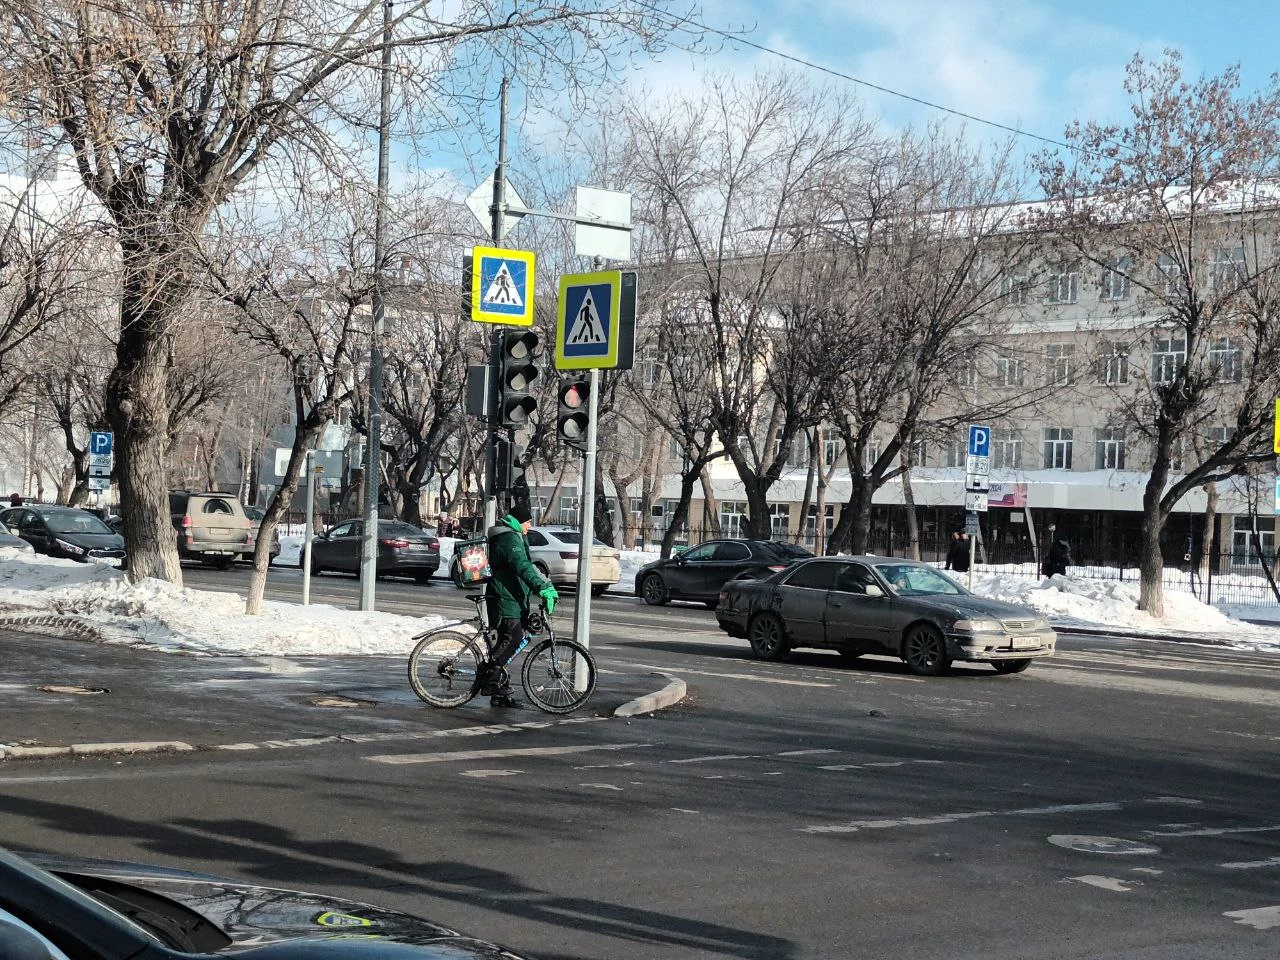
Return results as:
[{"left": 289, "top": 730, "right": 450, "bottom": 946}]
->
[
  {"left": 906, "top": 593, "right": 1043, "bottom": 622},
  {"left": 23, "top": 853, "right": 532, "bottom": 958}
]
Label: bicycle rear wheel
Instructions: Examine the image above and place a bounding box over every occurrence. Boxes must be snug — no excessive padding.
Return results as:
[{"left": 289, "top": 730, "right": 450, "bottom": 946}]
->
[
  {"left": 521, "top": 638, "right": 597, "bottom": 714},
  {"left": 408, "top": 629, "right": 483, "bottom": 708}
]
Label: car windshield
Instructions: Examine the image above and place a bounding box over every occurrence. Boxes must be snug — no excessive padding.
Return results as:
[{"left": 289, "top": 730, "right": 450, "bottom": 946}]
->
[
  {"left": 41, "top": 511, "right": 114, "bottom": 535},
  {"left": 873, "top": 562, "right": 965, "bottom": 596},
  {"left": 244, "top": 506, "right": 264, "bottom": 521}
]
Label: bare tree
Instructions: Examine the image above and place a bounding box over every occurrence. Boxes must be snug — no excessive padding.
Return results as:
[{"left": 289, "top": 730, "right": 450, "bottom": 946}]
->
[
  {"left": 1032, "top": 51, "right": 1280, "bottom": 616},
  {"left": 1, "top": 0, "right": 696, "bottom": 582}
]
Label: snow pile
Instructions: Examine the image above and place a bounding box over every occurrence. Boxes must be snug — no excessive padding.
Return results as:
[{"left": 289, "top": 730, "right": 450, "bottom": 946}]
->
[
  {"left": 0, "top": 547, "right": 444, "bottom": 657},
  {"left": 969, "top": 569, "right": 1280, "bottom": 647}
]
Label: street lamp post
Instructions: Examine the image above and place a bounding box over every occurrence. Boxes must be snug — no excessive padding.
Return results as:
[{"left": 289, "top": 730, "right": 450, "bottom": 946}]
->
[{"left": 358, "top": 0, "right": 394, "bottom": 611}]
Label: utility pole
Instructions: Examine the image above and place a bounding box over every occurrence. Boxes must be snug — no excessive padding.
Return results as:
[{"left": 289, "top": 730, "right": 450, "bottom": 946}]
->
[
  {"left": 483, "top": 76, "right": 511, "bottom": 532},
  {"left": 358, "top": 0, "right": 393, "bottom": 610}
]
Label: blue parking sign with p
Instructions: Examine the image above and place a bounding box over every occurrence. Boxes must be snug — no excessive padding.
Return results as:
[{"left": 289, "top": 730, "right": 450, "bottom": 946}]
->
[
  {"left": 968, "top": 425, "right": 990, "bottom": 458},
  {"left": 90, "top": 431, "right": 113, "bottom": 456}
]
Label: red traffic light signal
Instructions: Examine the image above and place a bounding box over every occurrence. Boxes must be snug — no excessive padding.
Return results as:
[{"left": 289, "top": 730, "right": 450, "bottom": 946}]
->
[{"left": 557, "top": 378, "right": 591, "bottom": 448}]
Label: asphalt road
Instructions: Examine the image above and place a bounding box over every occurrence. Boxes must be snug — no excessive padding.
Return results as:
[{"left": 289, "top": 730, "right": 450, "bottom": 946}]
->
[{"left": 3, "top": 564, "right": 1280, "bottom": 960}]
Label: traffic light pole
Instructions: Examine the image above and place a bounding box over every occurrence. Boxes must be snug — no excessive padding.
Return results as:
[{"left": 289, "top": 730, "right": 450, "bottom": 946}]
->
[
  {"left": 483, "top": 76, "right": 510, "bottom": 533},
  {"left": 572, "top": 367, "right": 600, "bottom": 670}
]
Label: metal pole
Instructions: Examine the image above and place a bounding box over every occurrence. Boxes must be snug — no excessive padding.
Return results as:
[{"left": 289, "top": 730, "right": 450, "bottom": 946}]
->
[
  {"left": 968, "top": 525, "right": 976, "bottom": 592},
  {"left": 483, "top": 76, "right": 510, "bottom": 533},
  {"left": 573, "top": 369, "right": 600, "bottom": 681},
  {"left": 302, "top": 451, "right": 315, "bottom": 606},
  {"left": 359, "top": 0, "right": 394, "bottom": 610}
]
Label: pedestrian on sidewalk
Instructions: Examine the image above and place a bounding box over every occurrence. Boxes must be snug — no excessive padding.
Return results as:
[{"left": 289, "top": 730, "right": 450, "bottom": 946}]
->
[
  {"left": 946, "top": 532, "right": 971, "bottom": 574},
  {"left": 1042, "top": 538, "right": 1073, "bottom": 578}
]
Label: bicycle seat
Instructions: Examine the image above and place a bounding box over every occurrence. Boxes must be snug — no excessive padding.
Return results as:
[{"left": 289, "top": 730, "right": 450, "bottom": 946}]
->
[{"left": 465, "top": 593, "right": 487, "bottom": 605}]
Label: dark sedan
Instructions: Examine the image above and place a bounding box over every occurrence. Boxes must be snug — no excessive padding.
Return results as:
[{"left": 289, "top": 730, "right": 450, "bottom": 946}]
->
[
  {"left": 241, "top": 504, "right": 281, "bottom": 564},
  {"left": 302, "top": 519, "right": 440, "bottom": 582},
  {"left": 635, "top": 538, "right": 812, "bottom": 607},
  {"left": 1, "top": 845, "right": 535, "bottom": 958},
  {"left": 0, "top": 505, "right": 127, "bottom": 569},
  {"left": 717, "top": 555, "right": 1056, "bottom": 675}
]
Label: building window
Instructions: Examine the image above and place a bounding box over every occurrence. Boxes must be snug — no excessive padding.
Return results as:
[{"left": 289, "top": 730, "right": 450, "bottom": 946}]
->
[
  {"left": 1232, "top": 516, "right": 1274, "bottom": 568},
  {"left": 996, "top": 352, "right": 1024, "bottom": 388},
  {"left": 628, "top": 433, "right": 644, "bottom": 461},
  {"left": 640, "top": 345, "right": 660, "bottom": 388},
  {"left": 668, "top": 435, "right": 684, "bottom": 461},
  {"left": 822, "top": 427, "right": 842, "bottom": 466},
  {"left": 1045, "top": 264, "right": 1079, "bottom": 304},
  {"left": 557, "top": 495, "right": 579, "bottom": 525},
  {"left": 1094, "top": 427, "right": 1126, "bottom": 469},
  {"left": 768, "top": 503, "right": 790, "bottom": 537},
  {"left": 1098, "top": 341, "right": 1129, "bottom": 385},
  {"left": 944, "top": 435, "right": 966, "bottom": 468},
  {"left": 992, "top": 429, "right": 1022, "bottom": 469},
  {"left": 1208, "top": 337, "right": 1243, "bottom": 382},
  {"left": 1043, "top": 428, "right": 1073, "bottom": 469},
  {"left": 786, "top": 433, "right": 810, "bottom": 469},
  {"left": 909, "top": 438, "right": 927, "bottom": 467},
  {"left": 1211, "top": 246, "right": 1246, "bottom": 292},
  {"left": 629, "top": 497, "right": 644, "bottom": 525},
  {"left": 1158, "top": 254, "right": 1183, "bottom": 297},
  {"left": 1102, "top": 255, "right": 1132, "bottom": 301},
  {"left": 1044, "top": 343, "right": 1075, "bottom": 384},
  {"left": 1151, "top": 335, "right": 1187, "bottom": 385},
  {"left": 955, "top": 349, "right": 977, "bottom": 389},
  {"left": 803, "top": 505, "right": 835, "bottom": 549},
  {"left": 719, "top": 501, "right": 747, "bottom": 537},
  {"left": 1001, "top": 274, "right": 1029, "bottom": 306},
  {"left": 863, "top": 442, "right": 881, "bottom": 472},
  {"left": 772, "top": 428, "right": 792, "bottom": 468}
]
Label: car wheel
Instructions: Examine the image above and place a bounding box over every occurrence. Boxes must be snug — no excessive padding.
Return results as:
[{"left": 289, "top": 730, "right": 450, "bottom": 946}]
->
[
  {"left": 902, "top": 624, "right": 950, "bottom": 676},
  {"left": 640, "top": 573, "right": 669, "bottom": 606},
  {"left": 413, "top": 570, "right": 433, "bottom": 584},
  {"left": 992, "top": 658, "right": 1033, "bottom": 675},
  {"left": 534, "top": 561, "right": 550, "bottom": 578},
  {"left": 591, "top": 584, "right": 608, "bottom": 597},
  {"left": 310, "top": 556, "right": 324, "bottom": 577},
  {"left": 212, "top": 555, "right": 233, "bottom": 571},
  {"left": 748, "top": 613, "right": 790, "bottom": 661}
]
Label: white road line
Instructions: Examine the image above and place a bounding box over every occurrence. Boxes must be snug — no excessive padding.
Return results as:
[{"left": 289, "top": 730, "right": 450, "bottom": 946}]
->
[
  {"left": 366, "top": 742, "right": 649, "bottom": 765},
  {"left": 1147, "top": 824, "right": 1280, "bottom": 837},
  {"left": 776, "top": 749, "right": 839, "bottom": 756},
  {"left": 460, "top": 769, "right": 522, "bottom": 778},
  {"left": 800, "top": 801, "right": 1123, "bottom": 835},
  {"left": 1068, "top": 875, "right": 1139, "bottom": 892},
  {"left": 1221, "top": 857, "right": 1280, "bottom": 870},
  {"left": 620, "top": 662, "right": 833, "bottom": 687},
  {"left": 667, "top": 754, "right": 758, "bottom": 764},
  {"left": 1224, "top": 906, "right": 1280, "bottom": 930}
]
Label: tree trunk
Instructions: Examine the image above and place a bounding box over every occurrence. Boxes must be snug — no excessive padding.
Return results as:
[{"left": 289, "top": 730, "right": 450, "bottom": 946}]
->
[
  {"left": 829, "top": 476, "right": 874, "bottom": 555},
  {"left": 902, "top": 455, "right": 921, "bottom": 561},
  {"left": 108, "top": 265, "right": 183, "bottom": 583},
  {"left": 795, "top": 428, "right": 817, "bottom": 546},
  {"left": 699, "top": 466, "right": 719, "bottom": 535},
  {"left": 1197, "top": 481, "right": 1218, "bottom": 582},
  {"left": 660, "top": 468, "right": 700, "bottom": 558},
  {"left": 1138, "top": 508, "right": 1167, "bottom": 618}
]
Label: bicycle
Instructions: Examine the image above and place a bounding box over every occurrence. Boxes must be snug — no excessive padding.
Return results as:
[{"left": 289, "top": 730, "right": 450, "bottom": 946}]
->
[{"left": 407, "top": 593, "right": 597, "bottom": 714}]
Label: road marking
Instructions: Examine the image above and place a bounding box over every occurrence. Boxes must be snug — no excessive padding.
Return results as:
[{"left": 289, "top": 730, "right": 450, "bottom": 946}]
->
[
  {"left": 672, "top": 808, "right": 699, "bottom": 814},
  {"left": 579, "top": 783, "right": 623, "bottom": 790},
  {"left": 801, "top": 801, "right": 1123, "bottom": 835},
  {"left": 1048, "top": 835, "right": 1160, "bottom": 855},
  {"left": 1068, "top": 875, "right": 1139, "bottom": 892},
  {"left": 777, "top": 749, "right": 839, "bottom": 756},
  {"left": 366, "top": 742, "right": 649, "bottom": 765},
  {"left": 1035, "top": 667, "right": 1280, "bottom": 707},
  {"left": 460, "top": 769, "right": 522, "bottom": 778},
  {"left": 1224, "top": 906, "right": 1280, "bottom": 930},
  {"left": 668, "top": 754, "right": 757, "bottom": 764},
  {"left": 622, "top": 663, "right": 833, "bottom": 687},
  {"left": 1221, "top": 857, "right": 1280, "bottom": 870},
  {"left": 1147, "top": 824, "right": 1280, "bottom": 838}
]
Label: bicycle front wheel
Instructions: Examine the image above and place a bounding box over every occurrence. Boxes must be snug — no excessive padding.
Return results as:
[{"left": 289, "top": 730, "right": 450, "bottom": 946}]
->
[
  {"left": 521, "top": 638, "right": 597, "bottom": 714},
  {"left": 408, "top": 629, "right": 483, "bottom": 708}
]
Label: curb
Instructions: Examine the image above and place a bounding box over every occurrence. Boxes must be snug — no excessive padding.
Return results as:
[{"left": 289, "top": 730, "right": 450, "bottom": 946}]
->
[{"left": 614, "top": 672, "right": 687, "bottom": 718}]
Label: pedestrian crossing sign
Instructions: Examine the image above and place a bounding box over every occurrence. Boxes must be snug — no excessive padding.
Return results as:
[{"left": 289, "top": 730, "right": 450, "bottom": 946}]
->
[
  {"left": 470, "top": 245, "right": 535, "bottom": 326},
  {"left": 556, "top": 270, "right": 621, "bottom": 369}
]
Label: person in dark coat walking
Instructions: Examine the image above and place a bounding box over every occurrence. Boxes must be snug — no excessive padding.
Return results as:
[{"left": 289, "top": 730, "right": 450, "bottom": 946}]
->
[
  {"left": 945, "top": 532, "right": 971, "bottom": 573},
  {"left": 1042, "top": 538, "right": 1073, "bottom": 578}
]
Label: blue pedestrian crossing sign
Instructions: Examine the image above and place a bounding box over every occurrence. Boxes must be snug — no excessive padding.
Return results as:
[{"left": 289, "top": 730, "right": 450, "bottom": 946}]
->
[
  {"left": 470, "top": 245, "right": 535, "bottom": 326},
  {"left": 556, "top": 270, "right": 622, "bottom": 370}
]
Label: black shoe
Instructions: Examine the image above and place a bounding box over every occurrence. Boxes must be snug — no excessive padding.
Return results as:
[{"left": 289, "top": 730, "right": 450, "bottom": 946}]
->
[
  {"left": 478, "top": 665, "right": 507, "bottom": 697},
  {"left": 490, "top": 691, "right": 525, "bottom": 709}
]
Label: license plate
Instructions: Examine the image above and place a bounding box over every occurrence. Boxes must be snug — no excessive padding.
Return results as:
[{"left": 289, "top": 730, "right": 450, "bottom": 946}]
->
[
  {"left": 1010, "top": 636, "right": 1040, "bottom": 650},
  {"left": 90, "top": 556, "right": 122, "bottom": 568}
]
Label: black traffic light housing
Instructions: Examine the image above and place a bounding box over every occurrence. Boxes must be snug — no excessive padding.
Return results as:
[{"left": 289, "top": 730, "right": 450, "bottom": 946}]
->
[
  {"left": 557, "top": 378, "right": 591, "bottom": 451},
  {"left": 498, "top": 330, "right": 542, "bottom": 427}
]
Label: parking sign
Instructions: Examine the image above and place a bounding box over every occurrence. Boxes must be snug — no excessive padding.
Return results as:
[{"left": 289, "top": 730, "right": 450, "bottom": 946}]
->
[
  {"left": 967, "top": 425, "right": 990, "bottom": 458},
  {"left": 90, "top": 431, "right": 113, "bottom": 456}
]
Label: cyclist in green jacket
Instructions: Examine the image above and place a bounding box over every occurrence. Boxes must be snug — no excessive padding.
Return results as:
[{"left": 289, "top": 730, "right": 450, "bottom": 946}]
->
[{"left": 481, "top": 499, "right": 559, "bottom": 708}]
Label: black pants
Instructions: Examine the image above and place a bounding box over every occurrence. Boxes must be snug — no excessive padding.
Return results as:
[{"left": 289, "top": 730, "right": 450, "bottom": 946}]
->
[{"left": 490, "top": 617, "right": 524, "bottom": 667}]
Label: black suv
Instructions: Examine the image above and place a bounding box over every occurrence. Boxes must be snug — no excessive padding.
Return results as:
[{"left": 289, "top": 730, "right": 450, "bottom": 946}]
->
[{"left": 635, "top": 539, "right": 813, "bottom": 607}]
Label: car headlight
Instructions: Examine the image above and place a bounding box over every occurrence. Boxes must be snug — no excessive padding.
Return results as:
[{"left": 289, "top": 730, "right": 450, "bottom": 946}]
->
[
  {"left": 953, "top": 618, "right": 1002, "bottom": 633},
  {"left": 55, "top": 538, "right": 86, "bottom": 556}
]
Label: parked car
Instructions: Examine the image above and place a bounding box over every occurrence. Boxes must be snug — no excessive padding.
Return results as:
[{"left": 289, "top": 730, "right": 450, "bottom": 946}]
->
[
  {"left": 448, "top": 525, "right": 621, "bottom": 595},
  {"left": 0, "top": 505, "right": 126, "bottom": 568},
  {"left": 169, "top": 491, "right": 255, "bottom": 570},
  {"left": 635, "top": 538, "right": 813, "bottom": 608},
  {"left": 0, "top": 845, "right": 538, "bottom": 958},
  {"left": 302, "top": 519, "right": 440, "bottom": 582},
  {"left": 241, "top": 504, "right": 281, "bottom": 565},
  {"left": 717, "top": 555, "right": 1057, "bottom": 676},
  {"left": 0, "top": 526, "right": 34, "bottom": 553}
]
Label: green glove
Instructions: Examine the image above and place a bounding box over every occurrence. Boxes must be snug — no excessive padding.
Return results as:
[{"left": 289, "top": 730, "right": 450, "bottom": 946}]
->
[{"left": 539, "top": 583, "right": 559, "bottom": 615}]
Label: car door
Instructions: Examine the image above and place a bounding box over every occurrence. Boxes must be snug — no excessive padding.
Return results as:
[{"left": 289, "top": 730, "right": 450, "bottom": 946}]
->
[
  {"left": 775, "top": 561, "right": 837, "bottom": 645},
  {"left": 665, "top": 541, "right": 717, "bottom": 598},
  {"left": 700, "top": 541, "right": 754, "bottom": 599},
  {"left": 315, "top": 521, "right": 354, "bottom": 569},
  {"left": 825, "top": 560, "right": 895, "bottom": 651}
]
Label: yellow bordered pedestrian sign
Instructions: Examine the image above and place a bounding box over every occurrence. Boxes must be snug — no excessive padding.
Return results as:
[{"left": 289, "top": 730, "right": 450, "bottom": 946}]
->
[
  {"left": 1274, "top": 397, "right": 1280, "bottom": 454},
  {"left": 556, "top": 270, "right": 621, "bottom": 370},
  {"left": 470, "top": 245, "right": 535, "bottom": 326}
]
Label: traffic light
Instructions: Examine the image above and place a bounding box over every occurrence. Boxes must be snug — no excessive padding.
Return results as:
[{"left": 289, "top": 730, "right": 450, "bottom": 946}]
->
[
  {"left": 557, "top": 378, "right": 591, "bottom": 450},
  {"left": 498, "top": 330, "right": 542, "bottom": 427}
]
